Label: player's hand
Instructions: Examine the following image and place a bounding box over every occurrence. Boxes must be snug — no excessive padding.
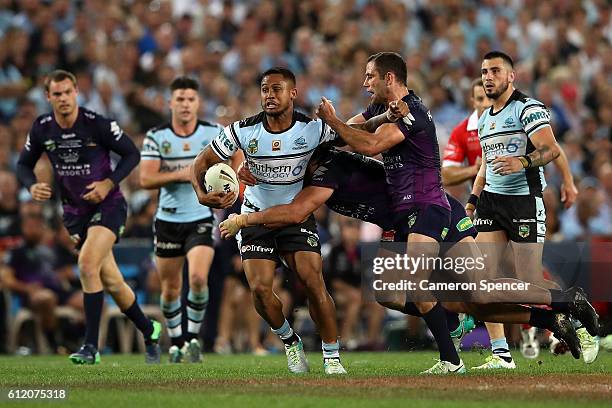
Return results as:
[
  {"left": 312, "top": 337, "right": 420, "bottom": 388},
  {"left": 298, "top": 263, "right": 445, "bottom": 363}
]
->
[
  {"left": 492, "top": 156, "right": 524, "bottom": 175},
  {"left": 82, "top": 179, "right": 114, "bottom": 204},
  {"left": 560, "top": 179, "right": 578, "bottom": 209},
  {"left": 316, "top": 97, "right": 337, "bottom": 122},
  {"left": 196, "top": 190, "right": 237, "bottom": 209},
  {"left": 465, "top": 207, "right": 475, "bottom": 220},
  {"left": 219, "top": 213, "right": 249, "bottom": 239},
  {"left": 29, "top": 182, "right": 52, "bottom": 201},
  {"left": 237, "top": 161, "right": 257, "bottom": 186},
  {"left": 387, "top": 100, "right": 416, "bottom": 125},
  {"left": 178, "top": 165, "right": 192, "bottom": 182}
]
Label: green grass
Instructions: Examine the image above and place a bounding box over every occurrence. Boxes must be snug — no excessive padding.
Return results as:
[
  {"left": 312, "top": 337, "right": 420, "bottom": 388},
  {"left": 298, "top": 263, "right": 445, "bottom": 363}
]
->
[{"left": 0, "top": 351, "right": 610, "bottom": 407}]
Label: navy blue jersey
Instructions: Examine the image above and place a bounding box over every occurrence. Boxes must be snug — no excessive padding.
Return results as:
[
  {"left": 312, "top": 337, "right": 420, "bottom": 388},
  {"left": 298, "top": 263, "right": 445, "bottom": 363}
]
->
[
  {"left": 362, "top": 91, "right": 449, "bottom": 211},
  {"left": 17, "top": 108, "right": 139, "bottom": 216},
  {"left": 305, "top": 149, "right": 393, "bottom": 230}
]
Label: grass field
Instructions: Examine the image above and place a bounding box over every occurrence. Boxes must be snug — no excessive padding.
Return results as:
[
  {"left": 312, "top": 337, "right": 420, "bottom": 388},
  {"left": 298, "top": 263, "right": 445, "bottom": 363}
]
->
[{"left": 0, "top": 351, "right": 611, "bottom": 408}]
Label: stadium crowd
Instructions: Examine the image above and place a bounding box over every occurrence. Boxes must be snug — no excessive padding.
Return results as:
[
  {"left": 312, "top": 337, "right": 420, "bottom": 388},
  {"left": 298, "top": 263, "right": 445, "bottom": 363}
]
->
[{"left": 0, "top": 0, "right": 610, "bottom": 355}]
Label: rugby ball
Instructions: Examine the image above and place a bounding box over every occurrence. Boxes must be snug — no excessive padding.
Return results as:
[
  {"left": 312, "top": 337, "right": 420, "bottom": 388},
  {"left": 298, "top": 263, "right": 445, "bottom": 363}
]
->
[{"left": 204, "top": 163, "right": 239, "bottom": 195}]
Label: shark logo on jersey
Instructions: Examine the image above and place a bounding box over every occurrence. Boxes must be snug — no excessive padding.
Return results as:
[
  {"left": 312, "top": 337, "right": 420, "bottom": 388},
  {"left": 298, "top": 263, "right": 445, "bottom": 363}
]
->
[
  {"left": 293, "top": 137, "right": 307, "bottom": 150},
  {"left": 503, "top": 117, "right": 515, "bottom": 128},
  {"left": 161, "top": 141, "right": 172, "bottom": 155},
  {"left": 247, "top": 138, "right": 258, "bottom": 154}
]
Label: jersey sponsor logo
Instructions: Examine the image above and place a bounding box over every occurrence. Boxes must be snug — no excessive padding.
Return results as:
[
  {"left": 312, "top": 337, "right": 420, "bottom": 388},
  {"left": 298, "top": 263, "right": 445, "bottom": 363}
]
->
[
  {"left": 44, "top": 139, "right": 57, "bottom": 151},
  {"left": 161, "top": 141, "right": 172, "bottom": 155},
  {"left": 381, "top": 230, "right": 396, "bottom": 242},
  {"left": 521, "top": 110, "right": 549, "bottom": 127},
  {"left": 383, "top": 154, "right": 404, "bottom": 169},
  {"left": 25, "top": 134, "right": 31, "bottom": 151},
  {"left": 407, "top": 213, "right": 417, "bottom": 228},
  {"left": 441, "top": 227, "right": 449, "bottom": 239},
  {"left": 293, "top": 137, "right": 307, "bottom": 150},
  {"left": 58, "top": 151, "right": 79, "bottom": 163},
  {"left": 196, "top": 223, "right": 212, "bottom": 234},
  {"left": 456, "top": 217, "right": 473, "bottom": 232},
  {"left": 40, "top": 116, "right": 52, "bottom": 124},
  {"left": 241, "top": 244, "right": 274, "bottom": 254},
  {"left": 272, "top": 140, "right": 281, "bottom": 151},
  {"left": 61, "top": 133, "right": 76, "bottom": 139},
  {"left": 218, "top": 128, "right": 234, "bottom": 152},
  {"left": 249, "top": 159, "right": 308, "bottom": 181},
  {"left": 247, "top": 138, "right": 258, "bottom": 154},
  {"left": 183, "top": 142, "right": 190, "bottom": 151},
  {"left": 473, "top": 218, "right": 493, "bottom": 226},
  {"left": 307, "top": 236, "right": 318, "bottom": 247},
  {"left": 84, "top": 112, "right": 96, "bottom": 120},
  {"left": 56, "top": 163, "right": 91, "bottom": 176},
  {"left": 156, "top": 241, "right": 182, "bottom": 250},
  {"left": 518, "top": 224, "right": 530, "bottom": 238},
  {"left": 505, "top": 137, "right": 525, "bottom": 154}
]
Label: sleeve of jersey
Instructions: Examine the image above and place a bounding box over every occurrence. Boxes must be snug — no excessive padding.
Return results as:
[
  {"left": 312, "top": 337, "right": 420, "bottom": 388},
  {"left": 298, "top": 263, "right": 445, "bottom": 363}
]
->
[
  {"left": 519, "top": 101, "right": 551, "bottom": 138},
  {"left": 210, "top": 123, "right": 239, "bottom": 160},
  {"left": 97, "top": 117, "right": 140, "bottom": 185},
  {"left": 442, "top": 125, "right": 466, "bottom": 167},
  {"left": 319, "top": 121, "right": 338, "bottom": 143},
  {"left": 361, "top": 104, "right": 377, "bottom": 120},
  {"left": 140, "top": 131, "right": 161, "bottom": 161},
  {"left": 16, "top": 126, "right": 43, "bottom": 189}
]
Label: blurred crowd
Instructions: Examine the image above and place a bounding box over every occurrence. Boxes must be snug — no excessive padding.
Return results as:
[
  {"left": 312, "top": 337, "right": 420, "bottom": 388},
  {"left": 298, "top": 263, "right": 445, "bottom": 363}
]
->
[{"left": 0, "top": 0, "right": 611, "bottom": 354}]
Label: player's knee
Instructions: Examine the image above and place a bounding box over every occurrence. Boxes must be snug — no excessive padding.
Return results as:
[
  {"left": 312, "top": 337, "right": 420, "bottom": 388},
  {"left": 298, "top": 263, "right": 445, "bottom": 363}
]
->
[
  {"left": 250, "top": 281, "right": 273, "bottom": 300},
  {"left": 101, "top": 275, "right": 125, "bottom": 294},
  {"left": 160, "top": 279, "right": 182, "bottom": 299},
  {"left": 190, "top": 273, "right": 208, "bottom": 291},
  {"left": 78, "top": 257, "right": 102, "bottom": 281}
]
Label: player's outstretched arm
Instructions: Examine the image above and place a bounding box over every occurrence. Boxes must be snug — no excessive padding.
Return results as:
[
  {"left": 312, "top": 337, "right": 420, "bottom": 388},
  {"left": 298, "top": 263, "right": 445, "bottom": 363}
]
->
[
  {"left": 219, "top": 186, "right": 332, "bottom": 238},
  {"left": 191, "top": 146, "right": 236, "bottom": 209},
  {"left": 316, "top": 98, "right": 403, "bottom": 156}
]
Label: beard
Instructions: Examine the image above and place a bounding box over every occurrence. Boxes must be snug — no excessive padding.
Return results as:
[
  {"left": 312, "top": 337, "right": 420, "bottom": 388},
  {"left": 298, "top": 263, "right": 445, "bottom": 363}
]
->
[{"left": 485, "top": 80, "right": 510, "bottom": 100}]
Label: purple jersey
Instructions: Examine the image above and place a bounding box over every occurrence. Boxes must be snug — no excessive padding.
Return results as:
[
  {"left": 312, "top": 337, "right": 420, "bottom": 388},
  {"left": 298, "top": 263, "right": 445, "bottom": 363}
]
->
[
  {"left": 305, "top": 149, "right": 394, "bottom": 230},
  {"left": 17, "top": 108, "right": 139, "bottom": 216},
  {"left": 362, "top": 91, "right": 449, "bottom": 211}
]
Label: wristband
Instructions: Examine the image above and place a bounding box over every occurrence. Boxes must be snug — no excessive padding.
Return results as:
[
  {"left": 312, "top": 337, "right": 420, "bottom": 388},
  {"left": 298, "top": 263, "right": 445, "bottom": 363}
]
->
[
  {"left": 467, "top": 193, "right": 479, "bottom": 207},
  {"left": 518, "top": 155, "right": 532, "bottom": 168}
]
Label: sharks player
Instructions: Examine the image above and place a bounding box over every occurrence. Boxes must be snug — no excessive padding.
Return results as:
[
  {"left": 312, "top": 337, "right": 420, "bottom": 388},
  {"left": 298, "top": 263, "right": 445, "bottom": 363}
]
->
[
  {"left": 191, "top": 67, "right": 346, "bottom": 375},
  {"left": 16, "top": 70, "right": 161, "bottom": 365},
  {"left": 140, "top": 77, "right": 222, "bottom": 363},
  {"left": 467, "top": 51, "right": 599, "bottom": 368}
]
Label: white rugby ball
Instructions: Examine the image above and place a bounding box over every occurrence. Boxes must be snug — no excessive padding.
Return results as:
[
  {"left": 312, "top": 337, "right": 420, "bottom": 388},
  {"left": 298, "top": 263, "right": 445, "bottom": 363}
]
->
[{"left": 204, "top": 163, "right": 239, "bottom": 195}]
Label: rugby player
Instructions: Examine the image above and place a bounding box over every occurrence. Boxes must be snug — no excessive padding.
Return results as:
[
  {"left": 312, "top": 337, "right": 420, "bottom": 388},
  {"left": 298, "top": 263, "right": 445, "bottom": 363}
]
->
[
  {"left": 16, "top": 70, "right": 162, "bottom": 365},
  {"left": 140, "top": 77, "right": 222, "bottom": 363},
  {"left": 191, "top": 67, "right": 346, "bottom": 375},
  {"left": 467, "top": 51, "right": 599, "bottom": 368}
]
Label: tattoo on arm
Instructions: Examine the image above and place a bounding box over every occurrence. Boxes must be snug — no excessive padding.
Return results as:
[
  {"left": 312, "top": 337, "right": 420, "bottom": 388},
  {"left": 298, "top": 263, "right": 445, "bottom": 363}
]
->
[{"left": 526, "top": 144, "right": 560, "bottom": 167}]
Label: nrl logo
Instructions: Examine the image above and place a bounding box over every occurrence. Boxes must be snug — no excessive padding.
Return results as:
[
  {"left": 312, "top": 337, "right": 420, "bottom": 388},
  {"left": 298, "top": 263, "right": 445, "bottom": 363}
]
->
[{"left": 247, "top": 138, "right": 258, "bottom": 154}]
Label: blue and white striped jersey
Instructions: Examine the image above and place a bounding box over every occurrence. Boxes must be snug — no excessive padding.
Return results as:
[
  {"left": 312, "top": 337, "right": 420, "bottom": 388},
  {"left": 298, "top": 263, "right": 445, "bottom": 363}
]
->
[
  {"left": 141, "top": 120, "right": 222, "bottom": 222},
  {"left": 210, "top": 110, "right": 337, "bottom": 213},
  {"left": 478, "top": 89, "right": 550, "bottom": 196}
]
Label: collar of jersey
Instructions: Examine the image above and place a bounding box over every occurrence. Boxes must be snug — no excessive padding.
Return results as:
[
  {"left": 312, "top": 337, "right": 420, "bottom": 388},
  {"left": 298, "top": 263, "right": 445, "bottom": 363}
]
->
[
  {"left": 488, "top": 88, "right": 520, "bottom": 117},
  {"left": 263, "top": 111, "right": 297, "bottom": 134}
]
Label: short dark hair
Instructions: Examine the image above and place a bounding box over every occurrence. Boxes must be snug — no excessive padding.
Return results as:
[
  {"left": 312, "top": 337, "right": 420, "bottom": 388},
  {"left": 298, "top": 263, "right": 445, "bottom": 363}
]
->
[
  {"left": 170, "top": 76, "right": 199, "bottom": 92},
  {"left": 259, "top": 67, "right": 296, "bottom": 86},
  {"left": 471, "top": 78, "right": 483, "bottom": 96},
  {"left": 367, "top": 52, "right": 407, "bottom": 86},
  {"left": 483, "top": 51, "right": 514, "bottom": 69},
  {"left": 44, "top": 70, "right": 77, "bottom": 92}
]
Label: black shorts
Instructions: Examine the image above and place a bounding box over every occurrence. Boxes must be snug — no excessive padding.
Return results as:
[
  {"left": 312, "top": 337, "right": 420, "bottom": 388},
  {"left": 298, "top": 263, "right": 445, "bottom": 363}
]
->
[
  {"left": 474, "top": 190, "right": 546, "bottom": 243},
  {"left": 154, "top": 217, "right": 214, "bottom": 257},
  {"left": 238, "top": 215, "right": 321, "bottom": 262},
  {"left": 63, "top": 197, "right": 128, "bottom": 249},
  {"left": 391, "top": 204, "right": 451, "bottom": 243}
]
